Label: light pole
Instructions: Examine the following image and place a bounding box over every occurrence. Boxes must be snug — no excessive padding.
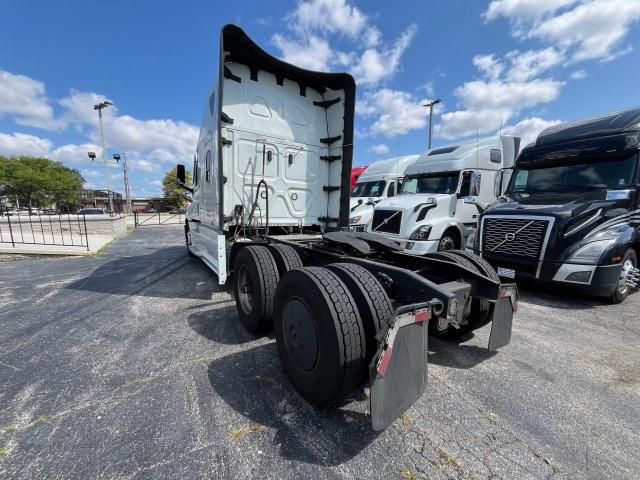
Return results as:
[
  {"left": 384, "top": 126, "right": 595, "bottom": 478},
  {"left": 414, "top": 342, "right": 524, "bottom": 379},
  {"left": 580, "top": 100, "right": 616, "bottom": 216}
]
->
[
  {"left": 423, "top": 98, "right": 441, "bottom": 150},
  {"left": 113, "top": 153, "right": 132, "bottom": 214},
  {"left": 94, "top": 100, "right": 113, "bottom": 212}
]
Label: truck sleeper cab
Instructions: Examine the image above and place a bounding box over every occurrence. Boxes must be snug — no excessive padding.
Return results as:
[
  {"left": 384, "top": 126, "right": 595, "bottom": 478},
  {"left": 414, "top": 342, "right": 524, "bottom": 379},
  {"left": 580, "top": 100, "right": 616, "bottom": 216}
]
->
[
  {"left": 368, "top": 136, "right": 519, "bottom": 254},
  {"left": 178, "top": 24, "right": 519, "bottom": 431},
  {"left": 469, "top": 108, "right": 640, "bottom": 303},
  {"left": 349, "top": 155, "right": 420, "bottom": 231}
]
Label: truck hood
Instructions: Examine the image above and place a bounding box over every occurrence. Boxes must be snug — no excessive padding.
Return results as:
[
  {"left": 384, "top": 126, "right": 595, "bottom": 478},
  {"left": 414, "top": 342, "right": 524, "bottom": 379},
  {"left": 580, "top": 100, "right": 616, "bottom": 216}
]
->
[{"left": 373, "top": 194, "right": 457, "bottom": 235}]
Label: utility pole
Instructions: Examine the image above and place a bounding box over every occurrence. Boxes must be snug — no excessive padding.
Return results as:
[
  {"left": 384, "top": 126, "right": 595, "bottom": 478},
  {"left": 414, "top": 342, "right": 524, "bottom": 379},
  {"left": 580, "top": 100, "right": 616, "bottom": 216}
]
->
[
  {"left": 113, "top": 153, "right": 132, "bottom": 214},
  {"left": 94, "top": 101, "right": 114, "bottom": 212},
  {"left": 423, "top": 98, "right": 441, "bottom": 150}
]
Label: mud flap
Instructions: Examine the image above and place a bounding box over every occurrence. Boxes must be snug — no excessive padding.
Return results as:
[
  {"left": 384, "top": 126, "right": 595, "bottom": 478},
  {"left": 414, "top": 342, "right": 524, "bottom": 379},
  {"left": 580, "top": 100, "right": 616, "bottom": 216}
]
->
[
  {"left": 488, "top": 284, "right": 518, "bottom": 351},
  {"left": 369, "top": 305, "right": 430, "bottom": 431}
]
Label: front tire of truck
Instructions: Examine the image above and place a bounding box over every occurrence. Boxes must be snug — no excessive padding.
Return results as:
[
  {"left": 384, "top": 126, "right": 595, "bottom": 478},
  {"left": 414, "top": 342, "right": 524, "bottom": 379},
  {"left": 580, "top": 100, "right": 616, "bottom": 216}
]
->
[
  {"left": 273, "top": 267, "right": 366, "bottom": 406},
  {"left": 438, "top": 229, "right": 460, "bottom": 251},
  {"left": 609, "top": 249, "right": 637, "bottom": 304},
  {"left": 233, "top": 246, "right": 280, "bottom": 333}
]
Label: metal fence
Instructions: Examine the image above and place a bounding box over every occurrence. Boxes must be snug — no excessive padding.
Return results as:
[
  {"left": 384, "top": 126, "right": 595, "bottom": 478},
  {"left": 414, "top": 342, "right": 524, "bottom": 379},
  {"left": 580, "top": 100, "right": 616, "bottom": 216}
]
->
[
  {"left": 134, "top": 212, "right": 185, "bottom": 227},
  {"left": 0, "top": 206, "right": 89, "bottom": 250},
  {"left": 0, "top": 188, "right": 123, "bottom": 215}
]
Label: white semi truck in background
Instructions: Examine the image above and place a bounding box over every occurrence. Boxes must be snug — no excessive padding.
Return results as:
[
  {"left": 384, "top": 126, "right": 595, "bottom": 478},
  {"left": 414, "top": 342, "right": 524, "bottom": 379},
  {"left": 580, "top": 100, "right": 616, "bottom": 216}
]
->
[
  {"left": 177, "top": 24, "right": 518, "bottom": 430},
  {"left": 349, "top": 155, "right": 419, "bottom": 231},
  {"left": 367, "top": 136, "right": 520, "bottom": 254}
]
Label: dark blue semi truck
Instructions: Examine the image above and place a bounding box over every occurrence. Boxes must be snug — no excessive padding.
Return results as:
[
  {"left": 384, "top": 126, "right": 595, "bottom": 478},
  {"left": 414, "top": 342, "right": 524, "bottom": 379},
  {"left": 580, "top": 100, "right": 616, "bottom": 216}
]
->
[{"left": 468, "top": 108, "right": 640, "bottom": 303}]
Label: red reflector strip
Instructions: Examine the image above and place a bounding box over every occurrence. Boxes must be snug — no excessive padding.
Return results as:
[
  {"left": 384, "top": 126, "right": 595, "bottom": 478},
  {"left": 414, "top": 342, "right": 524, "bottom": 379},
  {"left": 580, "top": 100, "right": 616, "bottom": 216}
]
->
[
  {"left": 377, "top": 346, "right": 393, "bottom": 376},
  {"left": 414, "top": 309, "right": 429, "bottom": 323}
]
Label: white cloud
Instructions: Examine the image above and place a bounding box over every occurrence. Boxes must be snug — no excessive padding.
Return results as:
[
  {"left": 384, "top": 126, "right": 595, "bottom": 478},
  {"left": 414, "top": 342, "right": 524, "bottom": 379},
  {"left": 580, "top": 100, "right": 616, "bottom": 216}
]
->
[
  {"left": 504, "top": 47, "right": 564, "bottom": 81},
  {"left": 484, "top": 0, "right": 640, "bottom": 63},
  {"left": 456, "top": 78, "right": 562, "bottom": 113},
  {"left": 473, "top": 54, "right": 505, "bottom": 82},
  {"left": 0, "top": 132, "right": 52, "bottom": 156},
  {"left": 58, "top": 89, "right": 117, "bottom": 127},
  {"left": 351, "top": 24, "right": 417, "bottom": 85},
  {"left": 0, "top": 70, "right": 57, "bottom": 130},
  {"left": 503, "top": 116, "right": 563, "bottom": 146},
  {"left": 271, "top": 34, "right": 334, "bottom": 71},
  {"left": 570, "top": 69, "right": 587, "bottom": 80},
  {"left": 369, "top": 144, "right": 390, "bottom": 154},
  {"left": 273, "top": 0, "right": 416, "bottom": 85},
  {"left": 50, "top": 142, "right": 102, "bottom": 164},
  {"left": 360, "top": 89, "right": 431, "bottom": 137},
  {"left": 483, "top": 0, "right": 578, "bottom": 24}
]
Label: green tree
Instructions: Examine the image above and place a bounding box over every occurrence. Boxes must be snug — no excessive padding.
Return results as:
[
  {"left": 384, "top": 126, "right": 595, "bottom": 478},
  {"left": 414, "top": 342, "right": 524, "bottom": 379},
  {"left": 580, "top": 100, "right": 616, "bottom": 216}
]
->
[
  {"left": 162, "top": 166, "right": 192, "bottom": 208},
  {"left": 0, "top": 156, "right": 85, "bottom": 211}
]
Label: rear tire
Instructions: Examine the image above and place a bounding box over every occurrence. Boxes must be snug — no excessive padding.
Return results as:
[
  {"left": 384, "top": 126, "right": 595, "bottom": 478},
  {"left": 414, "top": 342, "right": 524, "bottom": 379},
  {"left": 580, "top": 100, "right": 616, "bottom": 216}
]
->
[
  {"left": 273, "top": 267, "right": 366, "bottom": 405},
  {"left": 609, "top": 249, "right": 637, "bottom": 304},
  {"left": 268, "top": 243, "right": 303, "bottom": 276},
  {"left": 233, "top": 246, "right": 280, "bottom": 333},
  {"left": 326, "top": 263, "right": 394, "bottom": 368}
]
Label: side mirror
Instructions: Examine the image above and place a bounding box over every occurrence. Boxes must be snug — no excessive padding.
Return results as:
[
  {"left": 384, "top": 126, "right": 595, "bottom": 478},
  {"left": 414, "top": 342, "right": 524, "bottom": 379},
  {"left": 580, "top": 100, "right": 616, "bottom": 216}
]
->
[
  {"left": 470, "top": 172, "right": 481, "bottom": 197},
  {"left": 176, "top": 164, "right": 194, "bottom": 193}
]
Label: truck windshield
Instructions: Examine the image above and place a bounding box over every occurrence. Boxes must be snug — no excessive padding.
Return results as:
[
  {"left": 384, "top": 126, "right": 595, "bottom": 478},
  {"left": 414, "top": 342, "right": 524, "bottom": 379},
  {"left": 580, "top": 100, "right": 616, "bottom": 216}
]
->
[
  {"left": 400, "top": 172, "right": 459, "bottom": 194},
  {"left": 351, "top": 180, "right": 386, "bottom": 197},
  {"left": 508, "top": 154, "right": 637, "bottom": 194}
]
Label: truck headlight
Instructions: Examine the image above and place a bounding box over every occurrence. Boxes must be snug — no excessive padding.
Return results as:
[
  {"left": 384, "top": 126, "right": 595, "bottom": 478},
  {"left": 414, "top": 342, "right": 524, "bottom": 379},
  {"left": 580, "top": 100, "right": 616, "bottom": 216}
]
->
[
  {"left": 409, "top": 225, "right": 432, "bottom": 240},
  {"left": 350, "top": 215, "right": 361, "bottom": 224},
  {"left": 465, "top": 231, "right": 476, "bottom": 250},
  {"left": 568, "top": 239, "right": 614, "bottom": 264}
]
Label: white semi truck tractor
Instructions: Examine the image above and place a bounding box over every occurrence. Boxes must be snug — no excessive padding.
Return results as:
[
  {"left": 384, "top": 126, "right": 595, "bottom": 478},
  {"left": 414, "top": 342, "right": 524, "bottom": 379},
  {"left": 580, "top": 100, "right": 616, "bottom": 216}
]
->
[
  {"left": 177, "top": 24, "right": 518, "bottom": 430},
  {"left": 368, "top": 136, "right": 520, "bottom": 254},
  {"left": 349, "top": 155, "right": 419, "bottom": 231}
]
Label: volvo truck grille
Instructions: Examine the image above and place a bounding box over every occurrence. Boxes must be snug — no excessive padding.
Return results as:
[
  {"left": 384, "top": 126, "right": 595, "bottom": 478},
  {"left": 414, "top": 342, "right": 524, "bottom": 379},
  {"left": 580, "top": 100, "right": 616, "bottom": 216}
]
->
[
  {"left": 482, "top": 217, "right": 550, "bottom": 260},
  {"left": 372, "top": 209, "right": 402, "bottom": 234}
]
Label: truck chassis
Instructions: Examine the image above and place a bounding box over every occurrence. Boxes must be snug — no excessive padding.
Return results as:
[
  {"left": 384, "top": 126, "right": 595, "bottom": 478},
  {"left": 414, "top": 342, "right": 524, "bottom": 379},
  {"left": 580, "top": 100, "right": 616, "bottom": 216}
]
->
[{"left": 221, "top": 229, "right": 518, "bottom": 430}]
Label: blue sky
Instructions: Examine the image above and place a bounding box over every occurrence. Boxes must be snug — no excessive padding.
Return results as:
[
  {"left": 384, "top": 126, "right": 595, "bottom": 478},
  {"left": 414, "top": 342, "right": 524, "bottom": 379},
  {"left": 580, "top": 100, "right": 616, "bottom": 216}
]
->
[{"left": 1, "top": 0, "right": 640, "bottom": 196}]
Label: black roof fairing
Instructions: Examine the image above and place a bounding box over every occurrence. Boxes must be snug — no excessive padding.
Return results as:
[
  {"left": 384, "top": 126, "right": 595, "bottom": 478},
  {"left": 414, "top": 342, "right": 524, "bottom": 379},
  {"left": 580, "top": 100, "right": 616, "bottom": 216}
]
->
[
  {"left": 535, "top": 108, "right": 640, "bottom": 147},
  {"left": 221, "top": 24, "right": 356, "bottom": 94}
]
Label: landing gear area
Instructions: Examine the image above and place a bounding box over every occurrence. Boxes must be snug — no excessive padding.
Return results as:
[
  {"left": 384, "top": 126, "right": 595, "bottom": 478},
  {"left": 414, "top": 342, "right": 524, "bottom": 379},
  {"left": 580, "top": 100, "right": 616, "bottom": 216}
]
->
[{"left": 230, "top": 230, "right": 518, "bottom": 430}]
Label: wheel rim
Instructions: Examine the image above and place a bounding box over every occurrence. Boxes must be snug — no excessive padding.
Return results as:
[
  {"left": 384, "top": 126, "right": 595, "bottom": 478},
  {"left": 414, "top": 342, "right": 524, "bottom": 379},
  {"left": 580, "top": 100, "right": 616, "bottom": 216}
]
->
[
  {"left": 282, "top": 297, "right": 319, "bottom": 371},
  {"left": 617, "top": 258, "right": 635, "bottom": 296},
  {"left": 237, "top": 265, "right": 254, "bottom": 314},
  {"left": 439, "top": 236, "right": 456, "bottom": 251}
]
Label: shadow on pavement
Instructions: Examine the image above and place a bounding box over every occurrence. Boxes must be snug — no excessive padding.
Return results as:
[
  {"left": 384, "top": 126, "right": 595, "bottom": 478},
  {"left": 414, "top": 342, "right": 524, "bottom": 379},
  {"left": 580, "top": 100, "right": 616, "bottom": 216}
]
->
[
  {"left": 515, "top": 281, "right": 611, "bottom": 310},
  {"left": 207, "top": 343, "right": 379, "bottom": 466},
  {"left": 188, "top": 305, "right": 259, "bottom": 345},
  {"left": 428, "top": 336, "right": 497, "bottom": 369},
  {"left": 66, "top": 246, "right": 218, "bottom": 299}
]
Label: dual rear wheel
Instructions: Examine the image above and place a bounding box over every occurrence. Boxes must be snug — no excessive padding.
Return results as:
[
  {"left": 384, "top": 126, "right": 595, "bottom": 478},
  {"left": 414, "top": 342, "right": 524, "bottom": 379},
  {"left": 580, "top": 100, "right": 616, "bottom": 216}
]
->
[{"left": 232, "top": 244, "right": 392, "bottom": 405}]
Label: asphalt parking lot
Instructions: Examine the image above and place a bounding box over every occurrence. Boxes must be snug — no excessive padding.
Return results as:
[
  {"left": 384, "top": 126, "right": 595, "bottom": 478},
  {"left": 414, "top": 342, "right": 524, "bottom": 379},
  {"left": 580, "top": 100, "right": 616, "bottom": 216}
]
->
[{"left": 1, "top": 226, "right": 639, "bottom": 479}]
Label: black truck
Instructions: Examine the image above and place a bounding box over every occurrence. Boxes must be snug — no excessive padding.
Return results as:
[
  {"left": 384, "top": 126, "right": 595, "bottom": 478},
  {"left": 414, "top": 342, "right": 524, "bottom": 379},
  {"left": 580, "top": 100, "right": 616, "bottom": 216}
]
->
[{"left": 467, "top": 108, "right": 640, "bottom": 303}]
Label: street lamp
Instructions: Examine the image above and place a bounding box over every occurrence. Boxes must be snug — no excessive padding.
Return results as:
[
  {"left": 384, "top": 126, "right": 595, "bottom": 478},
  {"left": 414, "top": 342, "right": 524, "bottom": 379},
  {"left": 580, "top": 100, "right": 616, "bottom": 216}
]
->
[
  {"left": 94, "top": 100, "right": 113, "bottom": 212},
  {"left": 113, "top": 153, "right": 132, "bottom": 214},
  {"left": 423, "top": 98, "right": 441, "bottom": 150}
]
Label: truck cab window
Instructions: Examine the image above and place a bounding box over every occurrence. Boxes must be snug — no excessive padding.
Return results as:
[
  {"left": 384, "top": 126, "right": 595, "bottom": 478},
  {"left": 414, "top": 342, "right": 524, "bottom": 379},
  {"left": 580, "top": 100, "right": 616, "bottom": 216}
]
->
[
  {"left": 459, "top": 171, "right": 472, "bottom": 196},
  {"left": 205, "top": 150, "right": 211, "bottom": 182},
  {"left": 387, "top": 182, "right": 395, "bottom": 197}
]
